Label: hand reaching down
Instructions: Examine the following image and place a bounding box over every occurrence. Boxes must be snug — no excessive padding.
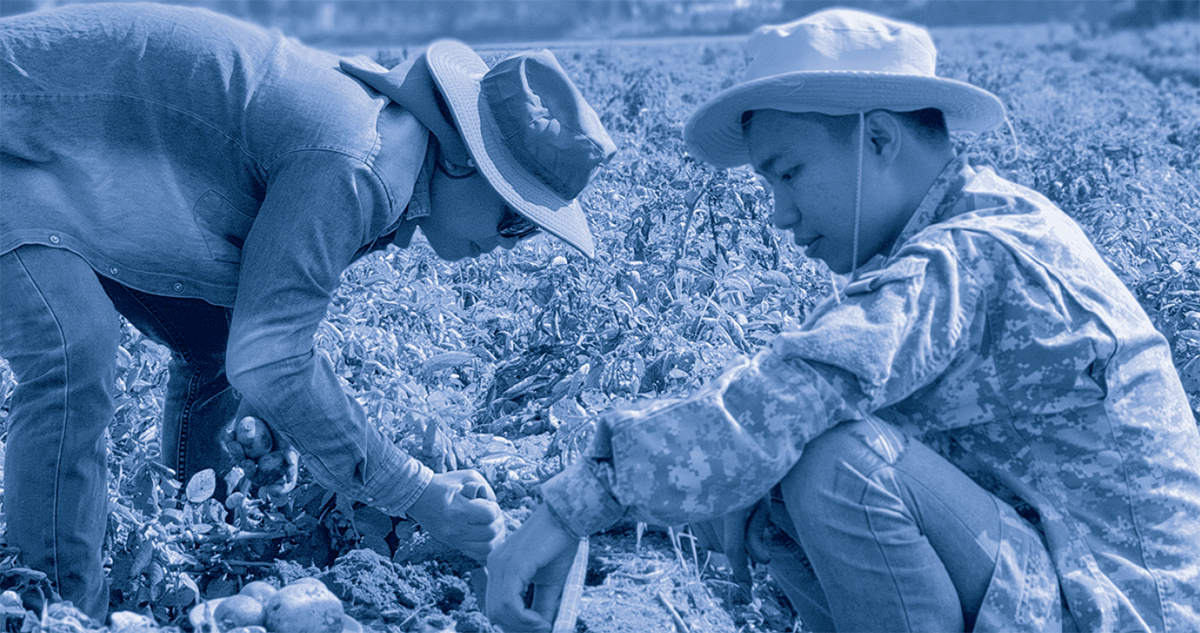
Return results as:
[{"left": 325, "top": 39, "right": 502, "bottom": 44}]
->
[
  {"left": 485, "top": 504, "right": 579, "bottom": 633},
  {"left": 221, "top": 416, "right": 300, "bottom": 503},
  {"left": 405, "top": 469, "right": 506, "bottom": 562}
]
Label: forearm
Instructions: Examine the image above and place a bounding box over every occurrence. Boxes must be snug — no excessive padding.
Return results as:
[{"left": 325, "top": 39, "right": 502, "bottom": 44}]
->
[
  {"left": 542, "top": 350, "right": 857, "bottom": 535},
  {"left": 228, "top": 344, "right": 433, "bottom": 514},
  {"left": 223, "top": 152, "right": 435, "bottom": 512}
]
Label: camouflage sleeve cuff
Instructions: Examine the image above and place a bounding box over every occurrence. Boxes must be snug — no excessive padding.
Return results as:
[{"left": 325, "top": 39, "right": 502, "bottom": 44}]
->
[{"left": 540, "top": 460, "right": 626, "bottom": 538}]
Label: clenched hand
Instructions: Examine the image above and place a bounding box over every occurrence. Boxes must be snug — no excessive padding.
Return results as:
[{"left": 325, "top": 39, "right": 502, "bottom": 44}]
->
[{"left": 405, "top": 470, "right": 505, "bottom": 562}]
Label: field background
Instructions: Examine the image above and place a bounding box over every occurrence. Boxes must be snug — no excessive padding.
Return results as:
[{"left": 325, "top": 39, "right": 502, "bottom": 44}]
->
[
  {"left": 1, "top": 1, "right": 1198, "bottom": 632},
  {"left": 3, "top": 0, "right": 1197, "bottom": 45}
]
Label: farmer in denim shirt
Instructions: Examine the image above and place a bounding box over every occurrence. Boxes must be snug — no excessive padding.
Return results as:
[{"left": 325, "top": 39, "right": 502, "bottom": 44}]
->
[
  {"left": 0, "top": 3, "right": 614, "bottom": 618},
  {"left": 487, "top": 9, "right": 1200, "bottom": 633}
]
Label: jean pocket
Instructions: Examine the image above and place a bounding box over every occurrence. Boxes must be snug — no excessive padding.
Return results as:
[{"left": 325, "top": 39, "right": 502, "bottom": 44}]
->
[{"left": 194, "top": 191, "right": 255, "bottom": 264}]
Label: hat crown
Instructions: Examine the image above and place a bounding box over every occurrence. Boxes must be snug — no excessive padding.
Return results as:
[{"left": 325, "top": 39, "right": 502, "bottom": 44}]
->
[
  {"left": 744, "top": 9, "right": 937, "bottom": 81},
  {"left": 483, "top": 51, "right": 616, "bottom": 200},
  {"left": 681, "top": 8, "right": 1005, "bottom": 168}
]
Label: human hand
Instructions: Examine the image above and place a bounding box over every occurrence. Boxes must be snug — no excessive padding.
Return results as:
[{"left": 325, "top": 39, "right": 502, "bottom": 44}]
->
[
  {"left": 405, "top": 470, "right": 505, "bottom": 562},
  {"left": 486, "top": 504, "right": 579, "bottom": 633},
  {"left": 221, "top": 416, "right": 300, "bottom": 502},
  {"left": 689, "top": 501, "right": 771, "bottom": 593}
]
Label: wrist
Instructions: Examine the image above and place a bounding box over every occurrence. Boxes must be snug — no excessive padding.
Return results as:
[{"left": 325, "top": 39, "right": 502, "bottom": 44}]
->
[
  {"left": 540, "top": 461, "right": 625, "bottom": 537},
  {"left": 374, "top": 463, "right": 435, "bottom": 517}
]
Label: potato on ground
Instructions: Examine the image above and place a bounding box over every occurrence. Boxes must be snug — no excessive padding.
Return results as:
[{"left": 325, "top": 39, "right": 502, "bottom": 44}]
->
[
  {"left": 250, "top": 450, "right": 287, "bottom": 486},
  {"left": 264, "top": 580, "right": 344, "bottom": 633},
  {"left": 238, "top": 580, "right": 277, "bottom": 604},
  {"left": 235, "top": 416, "right": 274, "bottom": 459},
  {"left": 213, "top": 594, "right": 266, "bottom": 631}
]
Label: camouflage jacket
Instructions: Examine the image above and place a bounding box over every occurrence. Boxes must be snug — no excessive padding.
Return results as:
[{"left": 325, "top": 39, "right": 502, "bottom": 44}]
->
[{"left": 542, "top": 156, "right": 1200, "bottom": 631}]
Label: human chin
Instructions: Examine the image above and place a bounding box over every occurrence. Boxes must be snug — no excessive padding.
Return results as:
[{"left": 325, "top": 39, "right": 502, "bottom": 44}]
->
[
  {"left": 424, "top": 235, "right": 475, "bottom": 262},
  {"left": 797, "top": 236, "right": 835, "bottom": 271}
]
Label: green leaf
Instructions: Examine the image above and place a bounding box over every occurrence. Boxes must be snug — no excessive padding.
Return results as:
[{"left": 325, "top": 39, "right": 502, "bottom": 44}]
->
[{"left": 186, "top": 468, "right": 217, "bottom": 504}]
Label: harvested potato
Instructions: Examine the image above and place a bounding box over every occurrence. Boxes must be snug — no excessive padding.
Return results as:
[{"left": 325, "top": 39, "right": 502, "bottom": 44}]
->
[
  {"left": 264, "top": 580, "right": 343, "bottom": 633},
  {"left": 224, "top": 439, "right": 247, "bottom": 462},
  {"left": 251, "top": 450, "right": 287, "bottom": 486},
  {"left": 213, "top": 594, "right": 266, "bottom": 631},
  {"left": 238, "top": 458, "right": 258, "bottom": 481},
  {"left": 235, "top": 416, "right": 274, "bottom": 459},
  {"left": 238, "top": 580, "right": 277, "bottom": 604}
]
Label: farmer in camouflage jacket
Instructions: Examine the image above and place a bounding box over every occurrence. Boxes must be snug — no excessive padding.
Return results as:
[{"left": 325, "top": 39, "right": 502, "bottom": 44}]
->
[
  {"left": 487, "top": 9, "right": 1200, "bottom": 633},
  {"left": 0, "top": 3, "right": 614, "bottom": 619}
]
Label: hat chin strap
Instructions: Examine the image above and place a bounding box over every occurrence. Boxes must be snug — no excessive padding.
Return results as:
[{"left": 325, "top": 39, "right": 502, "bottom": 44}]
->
[
  {"left": 831, "top": 111, "right": 865, "bottom": 305},
  {"left": 852, "top": 111, "right": 864, "bottom": 283}
]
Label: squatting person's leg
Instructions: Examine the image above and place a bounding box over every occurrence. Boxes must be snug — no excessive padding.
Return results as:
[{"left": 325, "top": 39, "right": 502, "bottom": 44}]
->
[
  {"left": 0, "top": 246, "right": 120, "bottom": 620},
  {"left": 96, "top": 278, "right": 239, "bottom": 486},
  {"left": 767, "top": 417, "right": 1056, "bottom": 632}
]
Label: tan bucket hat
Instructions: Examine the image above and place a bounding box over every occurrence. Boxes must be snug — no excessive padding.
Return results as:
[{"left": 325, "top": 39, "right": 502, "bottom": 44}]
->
[
  {"left": 425, "top": 40, "right": 615, "bottom": 258},
  {"left": 341, "top": 42, "right": 615, "bottom": 258},
  {"left": 684, "top": 8, "right": 1006, "bottom": 168}
]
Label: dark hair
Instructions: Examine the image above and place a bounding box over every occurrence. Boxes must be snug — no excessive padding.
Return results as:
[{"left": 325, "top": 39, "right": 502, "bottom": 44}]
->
[
  {"left": 741, "top": 108, "right": 949, "bottom": 148},
  {"left": 892, "top": 108, "right": 950, "bottom": 146}
]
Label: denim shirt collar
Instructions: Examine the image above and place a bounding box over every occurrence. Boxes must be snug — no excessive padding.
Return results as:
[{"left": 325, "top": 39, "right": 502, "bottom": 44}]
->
[{"left": 404, "top": 141, "right": 437, "bottom": 223}]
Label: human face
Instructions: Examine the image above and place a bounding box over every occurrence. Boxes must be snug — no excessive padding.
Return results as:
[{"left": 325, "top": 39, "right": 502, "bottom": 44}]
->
[
  {"left": 743, "top": 110, "right": 900, "bottom": 274},
  {"left": 420, "top": 165, "right": 528, "bottom": 261}
]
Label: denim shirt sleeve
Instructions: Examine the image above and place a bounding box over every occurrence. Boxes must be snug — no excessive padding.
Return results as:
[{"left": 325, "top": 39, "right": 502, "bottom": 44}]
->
[{"left": 225, "top": 149, "right": 431, "bottom": 514}]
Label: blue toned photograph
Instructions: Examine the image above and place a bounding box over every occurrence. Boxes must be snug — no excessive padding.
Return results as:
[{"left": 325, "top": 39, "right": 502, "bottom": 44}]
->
[{"left": 2, "top": 2, "right": 1198, "bottom": 631}]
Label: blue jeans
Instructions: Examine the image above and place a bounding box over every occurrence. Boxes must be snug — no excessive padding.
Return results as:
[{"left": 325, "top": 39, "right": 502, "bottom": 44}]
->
[
  {"left": 1, "top": 245, "right": 237, "bottom": 619},
  {"left": 762, "top": 418, "right": 1064, "bottom": 633},
  {"left": 96, "top": 270, "right": 240, "bottom": 486}
]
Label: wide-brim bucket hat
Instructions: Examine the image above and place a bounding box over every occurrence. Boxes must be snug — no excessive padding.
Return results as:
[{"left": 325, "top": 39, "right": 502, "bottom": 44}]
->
[
  {"left": 424, "top": 40, "right": 616, "bottom": 258},
  {"left": 685, "top": 8, "right": 1006, "bottom": 168}
]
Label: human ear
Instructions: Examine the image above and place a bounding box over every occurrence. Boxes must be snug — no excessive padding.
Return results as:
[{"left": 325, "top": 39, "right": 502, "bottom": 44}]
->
[{"left": 864, "top": 111, "right": 902, "bottom": 161}]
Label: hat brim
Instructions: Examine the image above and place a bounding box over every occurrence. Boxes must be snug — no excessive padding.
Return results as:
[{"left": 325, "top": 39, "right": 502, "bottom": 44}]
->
[
  {"left": 684, "top": 72, "right": 1007, "bottom": 168},
  {"left": 424, "top": 40, "right": 596, "bottom": 258}
]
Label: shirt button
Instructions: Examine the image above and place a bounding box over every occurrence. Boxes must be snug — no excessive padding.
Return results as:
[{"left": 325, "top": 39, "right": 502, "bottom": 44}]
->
[
  {"left": 49, "top": 235, "right": 60, "bottom": 244},
  {"left": 109, "top": 267, "right": 119, "bottom": 275},
  {"left": 173, "top": 282, "right": 184, "bottom": 291}
]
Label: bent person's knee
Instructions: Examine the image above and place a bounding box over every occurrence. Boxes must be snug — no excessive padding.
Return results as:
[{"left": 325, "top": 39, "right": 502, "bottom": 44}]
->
[
  {"left": 781, "top": 418, "right": 909, "bottom": 502},
  {"left": 64, "top": 321, "right": 121, "bottom": 375}
]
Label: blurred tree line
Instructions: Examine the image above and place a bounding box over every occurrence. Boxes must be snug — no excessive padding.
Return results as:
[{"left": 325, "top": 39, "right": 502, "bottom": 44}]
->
[{"left": 2, "top": 1, "right": 1197, "bottom": 49}]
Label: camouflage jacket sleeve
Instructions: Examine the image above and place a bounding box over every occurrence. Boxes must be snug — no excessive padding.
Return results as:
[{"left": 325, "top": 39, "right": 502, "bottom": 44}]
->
[
  {"left": 540, "top": 183, "right": 995, "bottom": 536},
  {"left": 541, "top": 348, "right": 868, "bottom": 535},
  {"left": 540, "top": 161, "right": 989, "bottom": 536}
]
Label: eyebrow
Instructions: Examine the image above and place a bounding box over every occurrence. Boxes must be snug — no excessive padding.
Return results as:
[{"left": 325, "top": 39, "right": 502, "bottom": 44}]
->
[{"left": 753, "top": 152, "right": 783, "bottom": 179}]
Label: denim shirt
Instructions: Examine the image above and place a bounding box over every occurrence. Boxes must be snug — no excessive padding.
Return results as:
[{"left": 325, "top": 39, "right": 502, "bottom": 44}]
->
[
  {"left": 1, "top": 4, "right": 436, "bottom": 513},
  {"left": 541, "top": 157, "right": 1200, "bottom": 631}
]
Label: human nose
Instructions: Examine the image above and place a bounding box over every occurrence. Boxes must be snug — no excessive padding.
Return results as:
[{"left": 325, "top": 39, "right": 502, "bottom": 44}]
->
[{"left": 771, "top": 188, "right": 800, "bottom": 230}]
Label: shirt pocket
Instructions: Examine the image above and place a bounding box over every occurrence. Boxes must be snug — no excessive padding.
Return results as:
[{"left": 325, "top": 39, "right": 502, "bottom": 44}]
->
[{"left": 194, "top": 190, "right": 255, "bottom": 263}]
